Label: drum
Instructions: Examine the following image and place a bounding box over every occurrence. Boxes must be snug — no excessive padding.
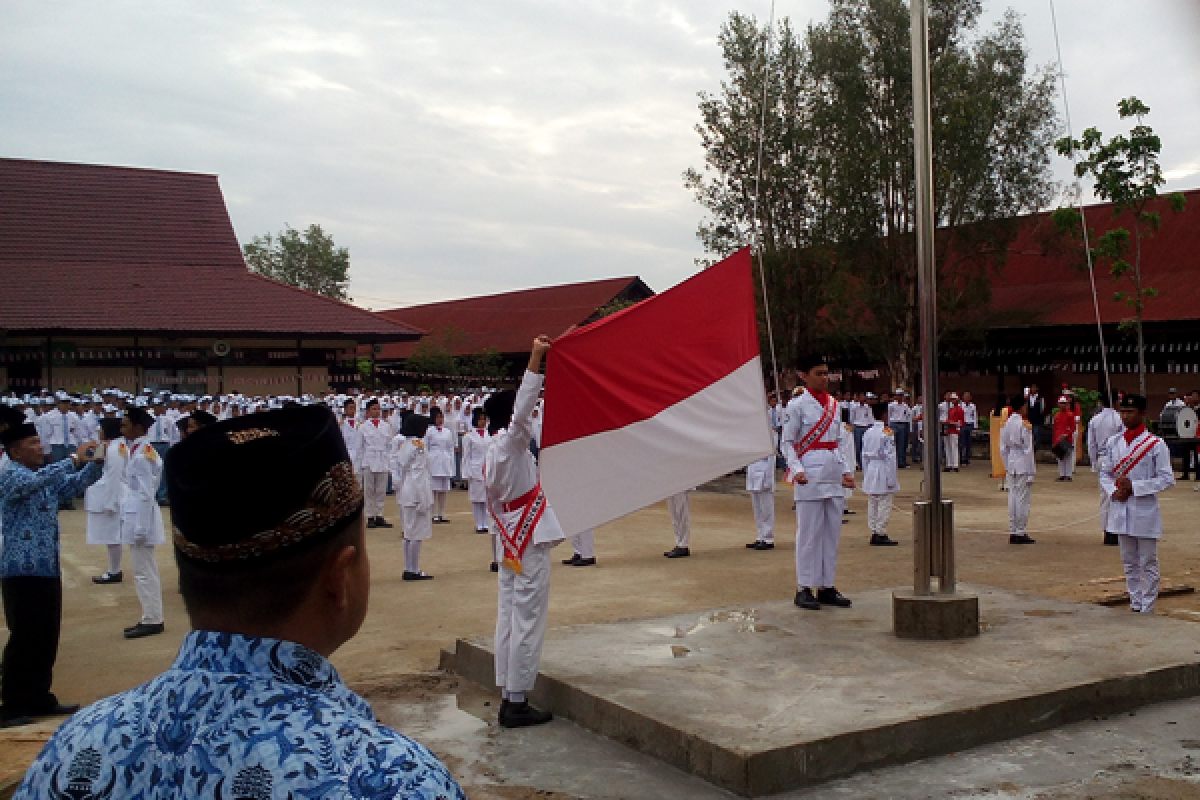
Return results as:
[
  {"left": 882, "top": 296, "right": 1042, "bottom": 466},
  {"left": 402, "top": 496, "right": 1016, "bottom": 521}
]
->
[{"left": 1161, "top": 406, "right": 1199, "bottom": 440}]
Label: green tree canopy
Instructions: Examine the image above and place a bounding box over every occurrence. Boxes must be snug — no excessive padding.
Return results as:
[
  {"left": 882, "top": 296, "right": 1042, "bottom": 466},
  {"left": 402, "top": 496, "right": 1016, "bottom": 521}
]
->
[{"left": 243, "top": 224, "right": 351, "bottom": 301}]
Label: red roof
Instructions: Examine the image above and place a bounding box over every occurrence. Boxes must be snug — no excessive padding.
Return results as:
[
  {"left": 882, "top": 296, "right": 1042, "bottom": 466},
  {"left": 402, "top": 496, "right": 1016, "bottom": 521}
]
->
[
  {"left": 0, "top": 158, "right": 419, "bottom": 340},
  {"left": 375, "top": 276, "right": 653, "bottom": 360},
  {"left": 988, "top": 189, "right": 1200, "bottom": 327}
]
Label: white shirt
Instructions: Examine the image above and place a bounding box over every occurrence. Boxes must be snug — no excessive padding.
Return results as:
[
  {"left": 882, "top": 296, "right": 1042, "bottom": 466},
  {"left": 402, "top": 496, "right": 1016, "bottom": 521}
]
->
[
  {"left": 851, "top": 402, "right": 875, "bottom": 427},
  {"left": 340, "top": 419, "right": 363, "bottom": 471},
  {"left": 120, "top": 436, "right": 166, "bottom": 546},
  {"left": 1000, "top": 414, "right": 1036, "bottom": 476},
  {"left": 781, "top": 390, "right": 851, "bottom": 502},
  {"left": 1098, "top": 429, "right": 1174, "bottom": 538},
  {"left": 1087, "top": 407, "right": 1124, "bottom": 472},
  {"left": 962, "top": 402, "right": 978, "bottom": 425},
  {"left": 746, "top": 430, "right": 777, "bottom": 492},
  {"left": 423, "top": 426, "right": 457, "bottom": 478},
  {"left": 887, "top": 401, "right": 912, "bottom": 425},
  {"left": 358, "top": 418, "right": 394, "bottom": 473},
  {"left": 862, "top": 421, "right": 898, "bottom": 495}
]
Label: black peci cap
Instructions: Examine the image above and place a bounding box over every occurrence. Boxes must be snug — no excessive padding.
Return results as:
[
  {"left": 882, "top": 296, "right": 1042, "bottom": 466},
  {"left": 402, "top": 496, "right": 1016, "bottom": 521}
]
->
[
  {"left": 166, "top": 405, "right": 363, "bottom": 565},
  {"left": 1119, "top": 394, "right": 1148, "bottom": 412}
]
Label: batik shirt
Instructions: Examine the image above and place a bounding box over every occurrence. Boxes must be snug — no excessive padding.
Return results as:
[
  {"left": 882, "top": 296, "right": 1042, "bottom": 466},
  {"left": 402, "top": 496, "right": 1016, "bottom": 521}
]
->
[
  {"left": 16, "top": 630, "right": 467, "bottom": 800},
  {"left": 0, "top": 458, "right": 100, "bottom": 577}
]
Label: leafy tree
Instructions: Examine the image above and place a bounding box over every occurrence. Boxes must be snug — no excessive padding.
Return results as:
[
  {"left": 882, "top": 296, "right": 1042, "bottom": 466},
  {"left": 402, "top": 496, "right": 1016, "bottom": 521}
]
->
[
  {"left": 244, "top": 224, "right": 351, "bottom": 301},
  {"left": 458, "top": 348, "right": 508, "bottom": 380},
  {"left": 1054, "top": 97, "right": 1186, "bottom": 395},
  {"left": 686, "top": 2, "right": 1059, "bottom": 391}
]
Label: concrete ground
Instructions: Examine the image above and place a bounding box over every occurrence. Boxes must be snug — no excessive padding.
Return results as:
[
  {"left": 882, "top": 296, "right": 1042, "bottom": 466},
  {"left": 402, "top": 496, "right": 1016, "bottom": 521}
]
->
[{"left": 3, "top": 459, "right": 1200, "bottom": 796}]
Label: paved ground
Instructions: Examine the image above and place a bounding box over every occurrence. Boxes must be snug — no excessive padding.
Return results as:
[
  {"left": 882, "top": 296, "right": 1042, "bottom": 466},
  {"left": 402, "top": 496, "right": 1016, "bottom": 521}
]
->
[{"left": 3, "top": 459, "right": 1200, "bottom": 796}]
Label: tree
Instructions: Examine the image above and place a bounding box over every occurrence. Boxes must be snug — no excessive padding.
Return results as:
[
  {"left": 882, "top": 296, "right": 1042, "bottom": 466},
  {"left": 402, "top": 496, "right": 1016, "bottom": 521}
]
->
[
  {"left": 686, "top": 1, "right": 1059, "bottom": 391},
  {"left": 1054, "top": 97, "right": 1187, "bottom": 395},
  {"left": 243, "top": 224, "right": 351, "bottom": 301}
]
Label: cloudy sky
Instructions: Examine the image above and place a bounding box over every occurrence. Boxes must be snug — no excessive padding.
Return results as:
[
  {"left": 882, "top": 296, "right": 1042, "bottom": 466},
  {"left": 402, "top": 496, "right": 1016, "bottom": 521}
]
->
[{"left": 3, "top": 1, "right": 1197, "bottom": 309}]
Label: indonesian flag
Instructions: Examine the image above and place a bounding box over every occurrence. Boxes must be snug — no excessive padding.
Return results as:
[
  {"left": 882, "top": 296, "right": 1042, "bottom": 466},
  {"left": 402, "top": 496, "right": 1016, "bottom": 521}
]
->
[{"left": 540, "top": 248, "right": 774, "bottom": 536}]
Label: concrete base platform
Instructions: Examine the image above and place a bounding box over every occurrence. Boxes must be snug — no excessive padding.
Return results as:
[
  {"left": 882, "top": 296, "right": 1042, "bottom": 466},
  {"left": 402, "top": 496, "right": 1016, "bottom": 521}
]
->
[{"left": 441, "top": 585, "right": 1200, "bottom": 796}]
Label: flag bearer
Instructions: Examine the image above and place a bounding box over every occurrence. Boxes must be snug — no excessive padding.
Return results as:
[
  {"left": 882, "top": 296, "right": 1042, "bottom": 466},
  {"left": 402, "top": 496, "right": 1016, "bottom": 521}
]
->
[
  {"left": 861, "top": 407, "right": 899, "bottom": 546},
  {"left": 485, "top": 336, "right": 564, "bottom": 728},
  {"left": 396, "top": 413, "right": 435, "bottom": 581},
  {"left": 782, "top": 354, "right": 856, "bottom": 610},
  {"left": 1099, "top": 394, "right": 1175, "bottom": 613},
  {"left": 461, "top": 408, "right": 492, "bottom": 534}
]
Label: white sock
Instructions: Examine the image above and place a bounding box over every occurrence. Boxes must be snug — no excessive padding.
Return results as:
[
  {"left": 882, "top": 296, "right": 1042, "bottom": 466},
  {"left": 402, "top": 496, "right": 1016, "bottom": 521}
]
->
[
  {"left": 107, "top": 544, "right": 123, "bottom": 574},
  {"left": 509, "top": 691, "right": 525, "bottom": 704}
]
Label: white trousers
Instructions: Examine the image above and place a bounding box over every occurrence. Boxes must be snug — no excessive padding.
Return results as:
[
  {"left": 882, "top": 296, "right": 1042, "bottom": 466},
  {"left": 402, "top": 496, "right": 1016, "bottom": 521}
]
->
[
  {"left": 1118, "top": 535, "right": 1159, "bottom": 612},
  {"left": 669, "top": 492, "right": 691, "bottom": 548},
  {"left": 495, "top": 542, "right": 552, "bottom": 693},
  {"left": 1099, "top": 486, "right": 1111, "bottom": 534},
  {"left": 362, "top": 470, "right": 388, "bottom": 517},
  {"left": 107, "top": 544, "right": 123, "bottom": 575},
  {"left": 434, "top": 491, "right": 448, "bottom": 519},
  {"left": 795, "top": 496, "right": 843, "bottom": 589},
  {"left": 750, "top": 490, "right": 775, "bottom": 543},
  {"left": 944, "top": 434, "right": 960, "bottom": 468},
  {"left": 491, "top": 533, "right": 503, "bottom": 564},
  {"left": 867, "top": 493, "right": 894, "bottom": 535},
  {"left": 1057, "top": 446, "right": 1075, "bottom": 478},
  {"left": 570, "top": 529, "right": 595, "bottom": 559},
  {"left": 472, "top": 502, "right": 489, "bottom": 531},
  {"left": 1008, "top": 473, "right": 1033, "bottom": 534},
  {"left": 404, "top": 539, "right": 423, "bottom": 573},
  {"left": 130, "top": 544, "right": 163, "bottom": 625}
]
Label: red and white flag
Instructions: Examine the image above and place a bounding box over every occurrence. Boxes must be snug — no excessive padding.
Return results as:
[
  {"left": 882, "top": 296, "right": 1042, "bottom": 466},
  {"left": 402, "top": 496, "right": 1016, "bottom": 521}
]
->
[{"left": 540, "top": 248, "right": 774, "bottom": 535}]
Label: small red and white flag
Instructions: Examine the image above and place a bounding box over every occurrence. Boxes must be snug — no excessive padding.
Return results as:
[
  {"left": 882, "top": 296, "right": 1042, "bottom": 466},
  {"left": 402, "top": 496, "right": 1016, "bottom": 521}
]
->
[{"left": 540, "top": 248, "right": 774, "bottom": 535}]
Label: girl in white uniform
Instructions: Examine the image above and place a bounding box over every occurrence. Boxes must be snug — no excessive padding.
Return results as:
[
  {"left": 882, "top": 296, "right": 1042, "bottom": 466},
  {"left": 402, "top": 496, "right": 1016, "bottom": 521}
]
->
[
  {"left": 87, "top": 417, "right": 129, "bottom": 583},
  {"left": 461, "top": 408, "right": 492, "bottom": 534},
  {"left": 396, "top": 413, "right": 435, "bottom": 580},
  {"left": 861, "top": 412, "right": 900, "bottom": 546},
  {"left": 424, "top": 408, "right": 457, "bottom": 524}
]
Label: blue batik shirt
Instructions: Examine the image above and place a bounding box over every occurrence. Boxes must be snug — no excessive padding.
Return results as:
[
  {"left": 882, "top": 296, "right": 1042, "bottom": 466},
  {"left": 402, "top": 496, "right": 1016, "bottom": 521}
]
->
[
  {"left": 0, "top": 458, "right": 100, "bottom": 578},
  {"left": 17, "top": 631, "right": 467, "bottom": 799}
]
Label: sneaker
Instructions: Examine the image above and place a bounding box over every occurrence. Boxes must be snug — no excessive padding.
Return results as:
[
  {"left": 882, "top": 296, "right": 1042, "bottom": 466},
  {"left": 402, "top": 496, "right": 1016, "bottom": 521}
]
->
[
  {"left": 92, "top": 571, "right": 123, "bottom": 584},
  {"left": 816, "top": 587, "right": 852, "bottom": 607},
  {"left": 794, "top": 588, "right": 820, "bottom": 610}
]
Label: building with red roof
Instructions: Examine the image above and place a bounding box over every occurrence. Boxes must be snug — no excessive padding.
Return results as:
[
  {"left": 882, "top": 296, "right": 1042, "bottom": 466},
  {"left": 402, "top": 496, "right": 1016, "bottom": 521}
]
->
[
  {"left": 372, "top": 277, "right": 654, "bottom": 383},
  {"left": 0, "top": 158, "right": 420, "bottom": 395}
]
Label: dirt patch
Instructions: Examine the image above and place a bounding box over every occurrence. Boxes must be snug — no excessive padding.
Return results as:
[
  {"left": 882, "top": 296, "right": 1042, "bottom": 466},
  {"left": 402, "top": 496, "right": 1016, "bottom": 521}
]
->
[{"left": 1033, "top": 774, "right": 1200, "bottom": 799}]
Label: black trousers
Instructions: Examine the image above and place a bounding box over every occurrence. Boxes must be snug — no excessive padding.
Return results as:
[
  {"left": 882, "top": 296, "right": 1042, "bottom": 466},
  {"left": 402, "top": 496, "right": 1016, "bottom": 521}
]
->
[{"left": 1, "top": 575, "right": 62, "bottom": 716}]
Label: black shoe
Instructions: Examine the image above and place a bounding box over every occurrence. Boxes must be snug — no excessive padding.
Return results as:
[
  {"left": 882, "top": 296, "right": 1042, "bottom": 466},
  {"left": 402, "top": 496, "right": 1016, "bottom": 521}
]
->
[
  {"left": 499, "top": 700, "right": 553, "bottom": 728},
  {"left": 569, "top": 557, "right": 597, "bottom": 567},
  {"left": 755, "top": 541, "right": 775, "bottom": 550},
  {"left": 374, "top": 517, "right": 394, "bottom": 528},
  {"left": 402, "top": 571, "right": 434, "bottom": 581},
  {"left": 92, "top": 571, "right": 123, "bottom": 584},
  {"left": 794, "top": 588, "right": 821, "bottom": 610},
  {"left": 843, "top": 509, "right": 856, "bottom": 515},
  {"left": 1065, "top": 476, "right": 1072, "bottom": 482},
  {"left": 490, "top": 562, "right": 499, "bottom": 572},
  {"left": 1009, "top": 534, "right": 1036, "bottom": 544},
  {"left": 366, "top": 517, "right": 379, "bottom": 529},
  {"left": 870, "top": 534, "right": 899, "bottom": 546},
  {"left": 476, "top": 528, "right": 490, "bottom": 534},
  {"left": 841, "top": 518, "right": 849, "bottom": 524},
  {"left": 817, "top": 587, "right": 852, "bottom": 607},
  {"left": 563, "top": 554, "right": 583, "bottom": 565},
  {"left": 124, "top": 622, "right": 165, "bottom": 639},
  {"left": 664, "top": 547, "right": 690, "bottom": 558},
  {"left": 1104, "top": 532, "right": 1119, "bottom": 546},
  {"left": 0, "top": 714, "right": 34, "bottom": 728}
]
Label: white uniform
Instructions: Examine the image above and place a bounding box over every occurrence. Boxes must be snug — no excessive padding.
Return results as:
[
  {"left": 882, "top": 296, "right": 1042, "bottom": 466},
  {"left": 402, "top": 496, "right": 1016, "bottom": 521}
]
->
[
  {"left": 486, "top": 370, "right": 565, "bottom": 695},
  {"left": 1000, "top": 414, "right": 1035, "bottom": 536},
  {"left": 424, "top": 425, "right": 457, "bottom": 521},
  {"left": 358, "top": 418, "right": 394, "bottom": 519},
  {"left": 1099, "top": 428, "right": 1175, "bottom": 612},
  {"left": 85, "top": 439, "right": 129, "bottom": 547},
  {"left": 838, "top": 422, "right": 856, "bottom": 504},
  {"left": 395, "top": 438, "right": 434, "bottom": 577},
  {"left": 569, "top": 528, "right": 596, "bottom": 560},
  {"left": 862, "top": 421, "right": 899, "bottom": 536},
  {"left": 668, "top": 491, "right": 693, "bottom": 548},
  {"left": 1087, "top": 407, "right": 1124, "bottom": 535},
  {"left": 746, "top": 437, "right": 776, "bottom": 545},
  {"left": 341, "top": 419, "right": 362, "bottom": 472},
  {"left": 782, "top": 390, "right": 851, "bottom": 589},
  {"left": 120, "top": 436, "right": 166, "bottom": 626},
  {"left": 461, "top": 427, "right": 491, "bottom": 531}
]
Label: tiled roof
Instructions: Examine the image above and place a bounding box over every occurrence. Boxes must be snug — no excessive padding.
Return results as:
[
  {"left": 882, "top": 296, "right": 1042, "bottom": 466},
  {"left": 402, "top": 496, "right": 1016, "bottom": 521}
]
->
[
  {"left": 374, "top": 277, "right": 653, "bottom": 360},
  {"left": 988, "top": 189, "right": 1200, "bottom": 327},
  {"left": 0, "top": 158, "right": 419, "bottom": 340}
]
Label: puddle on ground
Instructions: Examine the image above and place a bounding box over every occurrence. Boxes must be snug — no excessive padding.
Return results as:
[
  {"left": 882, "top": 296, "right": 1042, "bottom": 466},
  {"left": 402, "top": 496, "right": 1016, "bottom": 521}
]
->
[
  {"left": 382, "top": 694, "right": 490, "bottom": 739},
  {"left": 670, "top": 609, "right": 790, "bottom": 638},
  {"left": 1024, "top": 609, "right": 1076, "bottom": 618}
]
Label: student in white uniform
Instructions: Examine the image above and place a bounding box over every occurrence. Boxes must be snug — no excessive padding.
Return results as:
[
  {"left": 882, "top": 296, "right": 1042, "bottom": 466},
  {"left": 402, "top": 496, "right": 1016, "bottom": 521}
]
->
[
  {"left": 861, "top": 409, "right": 900, "bottom": 546},
  {"left": 387, "top": 416, "right": 407, "bottom": 504},
  {"left": 1087, "top": 390, "right": 1125, "bottom": 546},
  {"left": 1000, "top": 394, "right": 1036, "bottom": 545},
  {"left": 782, "top": 354, "right": 856, "bottom": 610},
  {"left": 120, "top": 408, "right": 167, "bottom": 639},
  {"left": 485, "top": 336, "right": 564, "bottom": 728},
  {"left": 87, "top": 418, "right": 129, "bottom": 584},
  {"left": 838, "top": 420, "right": 857, "bottom": 520},
  {"left": 358, "top": 399, "right": 395, "bottom": 529},
  {"left": 664, "top": 491, "right": 694, "bottom": 558},
  {"left": 564, "top": 529, "right": 597, "bottom": 567},
  {"left": 1099, "top": 394, "right": 1175, "bottom": 613},
  {"left": 461, "top": 408, "right": 492, "bottom": 538},
  {"left": 340, "top": 400, "right": 362, "bottom": 473},
  {"left": 745, "top": 432, "right": 776, "bottom": 550},
  {"left": 424, "top": 408, "right": 457, "bottom": 524},
  {"left": 396, "top": 413, "right": 435, "bottom": 580}
]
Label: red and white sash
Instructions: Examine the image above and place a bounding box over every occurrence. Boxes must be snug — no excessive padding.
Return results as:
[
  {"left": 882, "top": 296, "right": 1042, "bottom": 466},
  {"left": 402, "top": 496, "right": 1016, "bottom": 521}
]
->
[
  {"left": 1114, "top": 432, "right": 1159, "bottom": 481},
  {"left": 785, "top": 392, "right": 839, "bottom": 484},
  {"left": 488, "top": 483, "right": 546, "bottom": 574}
]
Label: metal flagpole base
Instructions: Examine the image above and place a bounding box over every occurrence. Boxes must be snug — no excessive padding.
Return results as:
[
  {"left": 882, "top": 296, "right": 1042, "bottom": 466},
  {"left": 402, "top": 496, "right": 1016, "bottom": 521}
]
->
[{"left": 895, "top": 499, "right": 979, "bottom": 639}]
